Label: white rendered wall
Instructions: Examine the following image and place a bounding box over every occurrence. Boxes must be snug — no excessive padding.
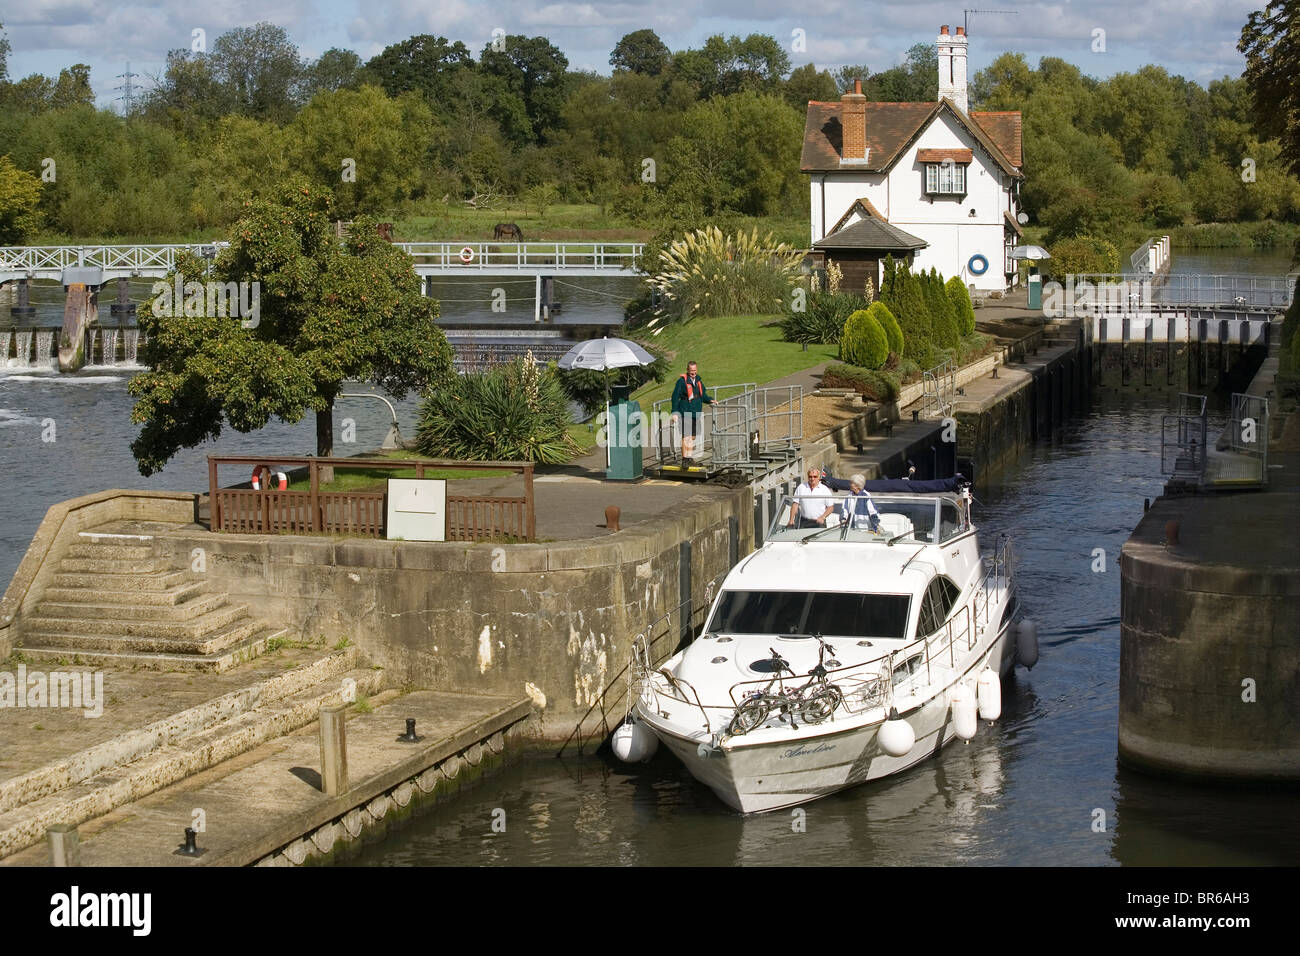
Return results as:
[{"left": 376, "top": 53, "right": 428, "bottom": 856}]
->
[{"left": 810, "top": 110, "right": 1018, "bottom": 291}]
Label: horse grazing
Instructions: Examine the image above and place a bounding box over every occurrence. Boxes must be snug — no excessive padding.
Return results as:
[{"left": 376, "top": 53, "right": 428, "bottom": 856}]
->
[{"left": 493, "top": 223, "right": 523, "bottom": 241}]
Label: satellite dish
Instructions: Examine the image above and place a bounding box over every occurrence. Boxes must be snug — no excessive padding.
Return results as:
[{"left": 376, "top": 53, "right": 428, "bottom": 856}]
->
[{"left": 1017, "top": 212, "right": 1029, "bottom": 225}]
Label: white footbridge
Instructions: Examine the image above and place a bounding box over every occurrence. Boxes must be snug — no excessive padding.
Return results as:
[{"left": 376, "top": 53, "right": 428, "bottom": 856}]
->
[{"left": 0, "top": 241, "right": 645, "bottom": 284}]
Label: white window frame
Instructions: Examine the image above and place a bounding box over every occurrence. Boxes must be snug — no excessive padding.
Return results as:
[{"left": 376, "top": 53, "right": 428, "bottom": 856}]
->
[{"left": 924, "top": 162, "right": 966, "bottom": 196}]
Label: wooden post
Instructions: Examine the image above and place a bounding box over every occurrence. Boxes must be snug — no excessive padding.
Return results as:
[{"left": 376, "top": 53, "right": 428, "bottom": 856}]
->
[
  {"left": 309, "top": 458, "right": 320, "bottom": 533},
  {"left": 208, "top": 457, "right": 220, "bottom": 531},
  {"left": 48, "top": 823, "right": 80, "bottom": 866},
  {"left": 524, "top": 464, "right": 535, "bottom": 541},
  {"left": 319, "top": 704, "right": 348, "bottom": 796}
]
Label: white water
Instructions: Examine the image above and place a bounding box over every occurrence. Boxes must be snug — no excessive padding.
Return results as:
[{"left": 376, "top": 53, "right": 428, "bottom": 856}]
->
[
  {"left": 35, "top": 331, "right": 53, "bottom": 367},
  {"left": 13, "top": 331, "right": 31, "bottom": 366},
  {"left": 102, "top": 329, "right": 118, "bottom": 366},
  {"left": 0, "top": 331, "right": 9, "bottom": 365},
  {"left": 89, "top": 329, "right": 99, "bottom": 364},
  {"left": 123, "top": 329, "right": 139, "bottom": 365}
]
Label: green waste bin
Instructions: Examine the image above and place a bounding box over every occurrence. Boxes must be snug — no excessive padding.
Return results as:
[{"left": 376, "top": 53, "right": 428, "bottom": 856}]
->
[
  {"left": 1027, "top": 268, "right": 1042, "bottom": 310},
  {"left": 606, "top": 384, "right": 644, "bottom": 481}
]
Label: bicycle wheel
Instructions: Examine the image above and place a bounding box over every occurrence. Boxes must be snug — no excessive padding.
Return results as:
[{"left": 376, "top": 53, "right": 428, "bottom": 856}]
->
[
  {"left": 797, "top": 686, "right": 843, "bottom": 724},
  {"left": 728, "top": 697, "right": 772, "bottom": 735}
]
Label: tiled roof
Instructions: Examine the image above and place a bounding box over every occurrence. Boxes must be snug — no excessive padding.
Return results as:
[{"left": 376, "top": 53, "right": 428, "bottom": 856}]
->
[
  {"left": 970, "top": 111, "right": 1023, "bottom": 168},
  {"left": 801, "top": 99, "right": 1022, "bottom": 177},
  {"left": 813, "top": 217, "right": 928, "bottom": 252},
  {"left": 917, "top": 148, "right": 973, "bottom": 164},
  {"left": 828, "top": 197, "right": 889, "bottom": 235},
  {"left": 1004, "top": 210, "right": 1024, "bottom": 236}
]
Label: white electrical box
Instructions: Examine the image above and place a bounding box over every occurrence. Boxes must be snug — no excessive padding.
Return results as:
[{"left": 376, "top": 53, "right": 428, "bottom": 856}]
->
[{"left": 386, "top": 478, "right": 447, "bottom": 541}]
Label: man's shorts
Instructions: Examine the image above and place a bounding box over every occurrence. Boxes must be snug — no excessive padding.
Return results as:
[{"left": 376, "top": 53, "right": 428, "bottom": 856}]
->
[{"left": 679, "top": 413, "right": 700, "bottom": 437}]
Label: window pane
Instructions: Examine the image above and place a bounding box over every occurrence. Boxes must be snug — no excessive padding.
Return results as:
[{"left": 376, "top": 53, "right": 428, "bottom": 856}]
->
[
  {"left": 955, "top": 165, "right": 965, "bottom": 193},
  {"left": 708, "top": 591, "right": 912, "bottom": 639},
  {"left": 926, "top": 164, "right": 937, "bottom": 192}
]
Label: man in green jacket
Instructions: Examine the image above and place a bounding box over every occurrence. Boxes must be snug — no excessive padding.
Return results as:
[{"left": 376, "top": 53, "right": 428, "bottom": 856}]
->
[{"left": 670, "top": 361, "right": 717, "bottom": 460}]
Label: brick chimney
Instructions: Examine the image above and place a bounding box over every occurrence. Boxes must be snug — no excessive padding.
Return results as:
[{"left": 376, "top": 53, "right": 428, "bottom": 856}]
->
[
  {"left": 840, "top": 77, "right": 868, "bottom": 165},
  {"left": 938, "top": 24, "right": 969, "bottom": 112}
]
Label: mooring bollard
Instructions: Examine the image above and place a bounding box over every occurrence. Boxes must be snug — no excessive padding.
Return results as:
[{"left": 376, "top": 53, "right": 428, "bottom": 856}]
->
[
  {"left": 319, "top": 704, "right": 349, "bottom": 796},
  {"left": 48, "top": 823, "right": 80, "bottom": 867},
  {"left": 397, "top": 718, "right": 420, "bottom": 743},
  {"left": 175, "top": 826, "right": 204, "bottom": 857},
  {"left": 605, "top": 505, "right": 620, "bottom": 532},
  {"left": 1165, "top": 519, "right": 1180, "bottom": 547}
]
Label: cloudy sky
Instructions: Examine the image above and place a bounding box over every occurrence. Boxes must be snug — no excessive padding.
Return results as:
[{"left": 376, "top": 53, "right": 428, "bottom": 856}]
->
[{"left": 2, "top": 0, "right": 1264, "bottom": 108}]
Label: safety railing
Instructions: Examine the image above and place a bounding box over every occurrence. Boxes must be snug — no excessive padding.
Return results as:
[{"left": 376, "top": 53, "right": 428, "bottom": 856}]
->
[
  {"left": 1160, "top": 393, "right": 1208, "bottom": 479},
  {"left": 1071, "top": 274, "right": 1294, "bottom": 310},
  {"left": 920, "top": 358, "right": 956, "bottom": 420},
  {"left": 0, "top": 241, "right": 645, "bottom": 282},
  {"left": 646, "top": 383, "right": 803, "bottom": 472}
]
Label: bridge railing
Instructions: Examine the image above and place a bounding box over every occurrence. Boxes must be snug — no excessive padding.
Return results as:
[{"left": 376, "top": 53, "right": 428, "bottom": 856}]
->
[
  {"left": 395, "top": 241, "right": 643, "bottom": 272},
  {"left": 0, "top": 241, "right": 646, "bottom": 280},
  {"left": 1071, "top": 273, "right": 1294, "bottom": 310}
]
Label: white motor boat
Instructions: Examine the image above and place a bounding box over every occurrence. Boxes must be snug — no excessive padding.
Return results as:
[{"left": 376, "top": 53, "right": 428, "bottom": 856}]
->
[{"left": 625, "top": 478, "right": 1035, "bottom": 813}]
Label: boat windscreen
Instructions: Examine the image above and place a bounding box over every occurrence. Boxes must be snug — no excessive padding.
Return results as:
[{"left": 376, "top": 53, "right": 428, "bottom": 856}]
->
[{"left": 707, "top": 590, "right": 912, "bottom": 640}]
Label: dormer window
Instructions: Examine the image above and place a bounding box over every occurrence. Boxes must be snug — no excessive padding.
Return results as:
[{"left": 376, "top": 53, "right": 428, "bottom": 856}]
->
[
  {"left": 925, "top": 162, "right": 966, "bottom": 195},
  {"left": 918, "top": 148, "right": 972, "bottom": 196}
]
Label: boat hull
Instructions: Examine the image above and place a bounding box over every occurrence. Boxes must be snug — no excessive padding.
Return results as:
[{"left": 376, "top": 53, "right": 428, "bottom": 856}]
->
[{"left": 640, "top": 625, "right": 1012, "bottom": 814}]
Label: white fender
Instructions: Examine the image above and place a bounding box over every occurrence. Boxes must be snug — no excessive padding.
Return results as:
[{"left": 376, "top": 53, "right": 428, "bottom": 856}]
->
[
  {"left": 977, "top": 667, "right": 1001, "bottom": 721},
  {"left": 1016, "top": 619, "right": 1039, "bottom": 670},
  {"left": 612, "top": 716, "right": 658, "bottom": 763},
  {"left": 951, "top": 682, "right": 978, "bottom": 740},
  {"left": 878, "top": 708, "right": 915, "bottom": 757}
]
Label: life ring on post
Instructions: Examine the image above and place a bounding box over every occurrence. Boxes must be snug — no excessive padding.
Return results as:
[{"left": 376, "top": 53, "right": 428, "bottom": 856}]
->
[
  {"left": 968, "top": 254, "right": 989, "bottom": 276},
  {"left": 251, "top": 466, "right": 288, "bottom": 491},
  {"left": 459, "top": 246, "right": 475, "bottom": 264}
]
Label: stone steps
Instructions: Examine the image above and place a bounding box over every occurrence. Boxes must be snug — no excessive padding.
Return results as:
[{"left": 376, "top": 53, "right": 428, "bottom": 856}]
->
[
  {"left": 58, "top": 556, "right": 171, "bottom": 574},
  {"left": 48, "top": 569, "right": 192, "bottom": 592},
  {"left": 34, "top": 592, "right": 228, "bottom": 622},
  {"left": 19, "top": 618, "right": 261, "bottom": 658},
  {"left": 0, "top": 651, "right": 386, "bottom": 859},
  {"left": 18, "top": 525, "right": 275, "bottom": 672},
  {"left": 25, "top": 601, "right": 249, "bottom": 640},
  {"left": 16, "top": 632, "right": 271, "bottom": 673},
  {"left": 41, "top": 582, "right": 204, "bottom": 606}
]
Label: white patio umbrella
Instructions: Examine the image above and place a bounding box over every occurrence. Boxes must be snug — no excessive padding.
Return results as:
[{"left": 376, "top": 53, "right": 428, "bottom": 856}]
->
[
  {"left": 557, "top": 336, "right": 656, "bottom": 465},
  {"left": 1010, "top": 245, "right": 1051, "bottom": 259}
]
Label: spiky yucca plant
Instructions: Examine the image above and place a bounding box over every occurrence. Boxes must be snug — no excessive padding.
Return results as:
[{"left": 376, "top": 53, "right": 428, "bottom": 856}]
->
[
  {"left": 649, "top": 226, "right": 804, "bottom": 322},
  {"left": 416, "top": 354, "right": 582, "bottom": 464}
]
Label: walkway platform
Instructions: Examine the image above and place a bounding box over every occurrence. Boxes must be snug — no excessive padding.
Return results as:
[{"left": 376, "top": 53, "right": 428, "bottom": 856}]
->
[{"left": 2, "top": 689, "right": 530, "bottom": 866}]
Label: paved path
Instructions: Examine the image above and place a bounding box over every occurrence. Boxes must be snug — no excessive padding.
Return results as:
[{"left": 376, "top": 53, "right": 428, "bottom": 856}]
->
[{"left": 2, "top": 689, "right": 528, "bottom": 866}]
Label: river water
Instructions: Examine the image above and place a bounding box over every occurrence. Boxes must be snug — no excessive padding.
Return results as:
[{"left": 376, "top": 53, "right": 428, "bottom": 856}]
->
[{"left": 349, "top": 392, "right": 1299, "bottom": 866}]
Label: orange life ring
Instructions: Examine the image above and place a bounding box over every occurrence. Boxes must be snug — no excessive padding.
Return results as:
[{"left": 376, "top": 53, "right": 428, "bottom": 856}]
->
[
  {"left": 252, "top": 466, "right": 288, "bottom": 491},
  {"left": 459, "top": 246, "right": 475, "bottom": 264}
]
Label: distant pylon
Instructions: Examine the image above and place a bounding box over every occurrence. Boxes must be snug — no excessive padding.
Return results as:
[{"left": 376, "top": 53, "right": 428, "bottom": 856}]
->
[{"left": 114, "top": 61, "right": 139, "bottom": 114}]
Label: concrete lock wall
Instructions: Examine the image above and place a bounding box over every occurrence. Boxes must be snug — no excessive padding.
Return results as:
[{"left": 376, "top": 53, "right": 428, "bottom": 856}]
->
[
  {"left": 1120, "top": 514, "right": 1300, "bottom": 782},
  {"left": 149, "top": 487, "right": 755, "bottom": 738}
]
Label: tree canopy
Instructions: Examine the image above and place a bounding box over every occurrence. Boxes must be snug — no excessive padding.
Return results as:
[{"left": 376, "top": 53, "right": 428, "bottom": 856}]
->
[{"left": 128, "top": 182, "right": 453, "bottom": 475}]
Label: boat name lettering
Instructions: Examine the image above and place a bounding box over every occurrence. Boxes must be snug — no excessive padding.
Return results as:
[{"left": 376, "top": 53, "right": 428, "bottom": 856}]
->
[{"left": 780, "top": 743, "right": 835, "bottom": 759}]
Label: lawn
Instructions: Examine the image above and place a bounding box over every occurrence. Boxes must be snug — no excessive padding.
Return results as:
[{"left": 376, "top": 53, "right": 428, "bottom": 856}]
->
[
  {"left": 284, "top": 450, "right": 503, "bottom": 493},
  {"left": 629, "top": 313, "right": 838, "bottom": 406}
]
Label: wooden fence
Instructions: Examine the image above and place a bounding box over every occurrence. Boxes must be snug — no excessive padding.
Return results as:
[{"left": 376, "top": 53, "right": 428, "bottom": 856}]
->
[{"left": 208, "top": 456, "right": 534, "bottom": 542}]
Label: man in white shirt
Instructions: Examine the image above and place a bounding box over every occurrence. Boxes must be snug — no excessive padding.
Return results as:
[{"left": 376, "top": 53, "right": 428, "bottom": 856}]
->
[{"left": 787, "top": 469, "right": 837, "bottom": 528}]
